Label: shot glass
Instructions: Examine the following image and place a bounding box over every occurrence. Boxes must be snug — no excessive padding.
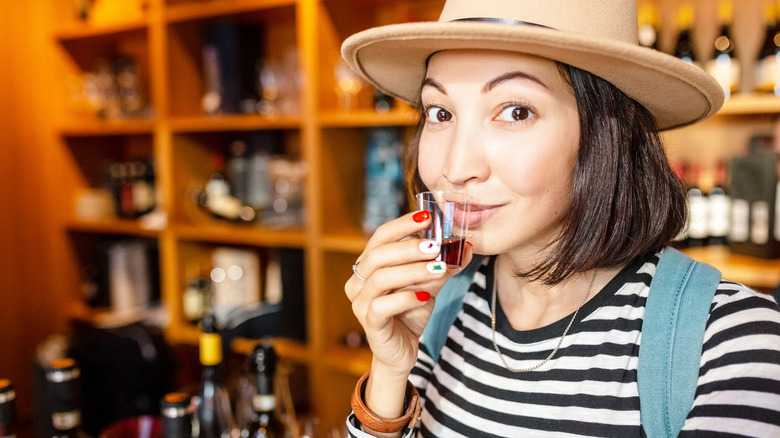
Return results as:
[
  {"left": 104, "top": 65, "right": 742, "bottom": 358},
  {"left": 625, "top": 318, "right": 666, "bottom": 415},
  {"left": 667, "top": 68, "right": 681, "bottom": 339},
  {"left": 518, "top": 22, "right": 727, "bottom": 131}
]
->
[{"left": 416, "top": 191, "right": 472, "bottom": 269}]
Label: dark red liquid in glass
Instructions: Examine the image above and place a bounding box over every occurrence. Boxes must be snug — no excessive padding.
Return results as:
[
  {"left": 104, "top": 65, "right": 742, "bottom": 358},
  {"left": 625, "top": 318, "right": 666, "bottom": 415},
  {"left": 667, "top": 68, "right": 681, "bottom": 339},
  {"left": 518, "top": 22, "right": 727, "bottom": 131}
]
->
[{"left": 438, "top": 236, "right": 465, "bottom": 267}]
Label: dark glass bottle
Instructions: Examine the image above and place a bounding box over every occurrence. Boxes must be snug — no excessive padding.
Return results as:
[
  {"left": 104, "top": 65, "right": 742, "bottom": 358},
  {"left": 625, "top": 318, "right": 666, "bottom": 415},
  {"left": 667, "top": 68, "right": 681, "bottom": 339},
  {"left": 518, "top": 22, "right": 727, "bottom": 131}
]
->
[
  {"left": 46, "top": 358, "right": 84, "bottom": 438},
  {"left": 196, "top": 314, "right": 235, "bottom": 438},
  {"left": 686, "top": 162, "right": 710, "bottom": 248},
  {"left": 708, "top": 160, "right": 731, "bottom": 246},
  {"left": 0, "top": 379, "right": 16, "bottom": 438},
  {"left": 673, "top": 3, "right": 696, "bottom": 65},
  {"left": 160, "top": 392, "right": 193, "bottom": 438},
  {"left": 706, "top": 0, "right": 739, "bottom": 99},
  {"left": 242, "top": 344, "right": 286, "bottom": 438}
]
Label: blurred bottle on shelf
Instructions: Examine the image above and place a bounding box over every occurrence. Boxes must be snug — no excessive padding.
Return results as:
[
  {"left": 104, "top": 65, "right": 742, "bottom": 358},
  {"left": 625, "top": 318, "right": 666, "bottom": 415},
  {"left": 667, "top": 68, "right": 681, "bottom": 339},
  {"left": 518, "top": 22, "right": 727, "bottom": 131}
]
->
[
  {"left": 238, "top": 343, "right": 288, "bottom": 438},
  {"left": 755, "top": 0, "right": 780, "bottom": 94},
  {"left": 183, "top": 276, "right": 213, "bottom": 325},
  {"left": 637, "top": 3, "right": 660, "bottom": 50},
  {"left": 686, "top": 162, "right": 710, "bottom": 248},
  {"left": 245, "top": 131, "right": 279, "bottom": 216},
  {"left": 708, "top": 160, "right": 732, "bottom": 246},
  {"left": 196, "top": 314, "right": 236, "bottom": 438},
  {"left": 705, "top": 0, "right": 739, "bottom": 99},
  {"left": 160, "top": 392, "right": 193, "bottom": 438},
  {"left": 227, "top": 140, "right": 249, "bottom": 207},
  {"left": 0, "top": 379, "right": 16, "bottom": 438},
  {"left": 106, "top": 160, "right": 156, "bottom": 220},
  {"left": 46, "top": 358, "right": 85, "bottom": 438},
  {"left": 362, "top": 127, "right": 404, "bottom": 235},
  {"left": 674, "top": 3, "right": 697, "bottom": 66}
]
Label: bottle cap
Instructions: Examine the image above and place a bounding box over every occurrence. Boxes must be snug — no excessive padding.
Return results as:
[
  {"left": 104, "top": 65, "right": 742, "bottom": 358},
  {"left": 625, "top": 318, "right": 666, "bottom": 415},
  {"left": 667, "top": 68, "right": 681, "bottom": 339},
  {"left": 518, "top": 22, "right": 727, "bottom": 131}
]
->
[
  {"left": 250, "top": 343, "right": 278, "bottom": 397},
  {"left": 160, "top": 392, "right": 192, "bottom": 419},
  {"left": 249, "top": 342, "right": 277, "bottom": 375}
]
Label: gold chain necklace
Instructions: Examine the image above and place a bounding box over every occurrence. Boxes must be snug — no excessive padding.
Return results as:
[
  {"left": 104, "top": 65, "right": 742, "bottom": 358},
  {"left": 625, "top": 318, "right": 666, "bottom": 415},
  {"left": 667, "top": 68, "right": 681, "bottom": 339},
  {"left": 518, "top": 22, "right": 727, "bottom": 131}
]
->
[{"left": 491, "top": 269, "right": 598, "bottom": 373}]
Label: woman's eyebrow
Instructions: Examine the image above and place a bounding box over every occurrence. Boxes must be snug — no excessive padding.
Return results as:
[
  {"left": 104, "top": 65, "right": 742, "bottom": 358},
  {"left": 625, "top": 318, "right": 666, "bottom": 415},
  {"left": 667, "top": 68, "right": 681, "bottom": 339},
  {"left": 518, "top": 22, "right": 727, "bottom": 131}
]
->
[
  {"left": 422, "top": 77, "right": 447, "bottom": 95},
  {"left": 483, "top": 71, "right": 549, "bottom": 93}
]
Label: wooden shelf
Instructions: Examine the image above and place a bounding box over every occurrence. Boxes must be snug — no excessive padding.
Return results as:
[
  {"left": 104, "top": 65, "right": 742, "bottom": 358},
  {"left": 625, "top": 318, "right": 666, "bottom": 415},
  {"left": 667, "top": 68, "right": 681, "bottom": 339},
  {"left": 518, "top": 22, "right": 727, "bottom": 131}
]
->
[
  {"left": 53, "top": 19, "right": 149, "bottom": 42},
  {"left": 169, "top": 114, "right": 302, "bottom": 132},
  {"left": 66, "top": 219, "right": 162, "bottom": 237},
  {"left": 683, "top": 246, "right": 780, "bottom": 289},
  {"left": 173, "top": 223, "right": 307, "bottom": 247},
  {"left": 232, "top": 337, "right": 310, "bottom": 364},
  {"left": 58, "top": 119, "right": 156, "bottom": 137},
  {"left": 324, "top": 346, "right": 372, "bottom": 377},
  {"left": 167, "top": 324, "right": 310, "bottom": 364},
  {"left": 165, "top": 0, "right": 296, "bottom": 23},
  {"left": 717, "top": 94, "right": 780, "bottom": 116},
  {"left": 319, "top": 108, "right": 419, "bottom": 128},
  {"left": 321, "top": 233, "right": 368, "bottom": 253}
]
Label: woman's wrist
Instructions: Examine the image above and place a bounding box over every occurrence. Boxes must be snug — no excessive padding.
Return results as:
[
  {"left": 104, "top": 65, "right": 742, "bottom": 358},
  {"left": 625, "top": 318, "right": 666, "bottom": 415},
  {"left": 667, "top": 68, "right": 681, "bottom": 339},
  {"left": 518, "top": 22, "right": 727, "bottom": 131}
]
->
[
  {"left": 351, "top": 371, "right": 420, "bottom": 435},
  {"left": 366, "top": 360, "right": 414, "bottom": 415}
]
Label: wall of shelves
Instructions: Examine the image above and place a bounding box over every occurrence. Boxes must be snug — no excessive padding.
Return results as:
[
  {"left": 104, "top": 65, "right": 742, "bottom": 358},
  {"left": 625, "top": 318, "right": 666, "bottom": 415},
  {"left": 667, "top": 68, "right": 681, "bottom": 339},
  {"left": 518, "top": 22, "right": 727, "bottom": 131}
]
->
[{"left": 41, "top": 0, "right": 779, "bottom": 432}]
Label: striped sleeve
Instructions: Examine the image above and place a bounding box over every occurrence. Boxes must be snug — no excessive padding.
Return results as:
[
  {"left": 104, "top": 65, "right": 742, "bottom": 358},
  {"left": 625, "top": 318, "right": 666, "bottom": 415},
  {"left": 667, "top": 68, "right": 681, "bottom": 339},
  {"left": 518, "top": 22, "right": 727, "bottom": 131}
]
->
[{"left": 681, "top": 281, "right": 780, "bottom": 436}]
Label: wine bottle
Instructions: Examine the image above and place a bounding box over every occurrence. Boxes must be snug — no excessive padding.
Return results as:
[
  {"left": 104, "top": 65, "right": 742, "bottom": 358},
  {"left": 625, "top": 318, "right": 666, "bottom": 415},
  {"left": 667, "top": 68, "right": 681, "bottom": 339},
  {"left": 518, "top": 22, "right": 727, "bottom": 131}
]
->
[
  {"left": 160, "top": 392, "right": 193, "bottom": 438},
  {"left": 706, "top": 0, "right": 739, "bottom": 99},
  {"left": 674, "top": 3, "right": 697, "bottom": 65},
  {"left": 755, "top": 1, "right": 780, "bottom": 94},
  {"left": 637, "top": 3, "right": 660, "bottom": 50},
  {"left": 0, "top": 380, "right": 16, "bottom": 438},
  {"left": 46, "top": 358, "right": 84, "bottom": 438},
  {"left": 196, "top": 314, "right": 236, "bottom": 438},
  {"left": 241, "top": 343, "right": 286, "bottom": 438},
  {"left": 686, "top": 162, "right": 710, "bottom": 248},
  {"left": 708, "top": 160, "right": 731, "bottom": 246}
]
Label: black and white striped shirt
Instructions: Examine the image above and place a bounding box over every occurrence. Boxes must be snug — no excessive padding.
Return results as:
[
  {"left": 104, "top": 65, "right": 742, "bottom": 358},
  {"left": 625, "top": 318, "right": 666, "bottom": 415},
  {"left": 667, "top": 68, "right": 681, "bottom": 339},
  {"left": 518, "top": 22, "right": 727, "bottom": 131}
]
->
[{"left": 348, "top": 252, "right": 780, "bottom": 437}]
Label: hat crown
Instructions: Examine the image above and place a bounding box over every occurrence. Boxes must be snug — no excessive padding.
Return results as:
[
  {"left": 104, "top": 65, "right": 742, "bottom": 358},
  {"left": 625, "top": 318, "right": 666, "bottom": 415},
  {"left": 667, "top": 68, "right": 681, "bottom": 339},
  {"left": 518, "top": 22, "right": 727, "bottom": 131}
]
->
[{"left": 439, "top": 0, "right": 639, "bottom": 44}]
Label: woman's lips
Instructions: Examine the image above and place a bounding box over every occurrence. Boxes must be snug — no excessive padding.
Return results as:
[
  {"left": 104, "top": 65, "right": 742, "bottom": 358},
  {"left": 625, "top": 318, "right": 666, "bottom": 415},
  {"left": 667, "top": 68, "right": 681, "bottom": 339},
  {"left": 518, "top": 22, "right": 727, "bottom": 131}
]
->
[{"left": 455, "top": 203, "right": 500, "bottom": 228}]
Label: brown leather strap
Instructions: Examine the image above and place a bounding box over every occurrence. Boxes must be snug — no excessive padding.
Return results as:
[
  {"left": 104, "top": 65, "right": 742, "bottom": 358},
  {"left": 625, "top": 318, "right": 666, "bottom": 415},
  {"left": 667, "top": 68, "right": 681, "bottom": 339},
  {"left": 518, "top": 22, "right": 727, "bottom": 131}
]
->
[{"left": 350, "top": 372, "right": 421, "bottom": 433}]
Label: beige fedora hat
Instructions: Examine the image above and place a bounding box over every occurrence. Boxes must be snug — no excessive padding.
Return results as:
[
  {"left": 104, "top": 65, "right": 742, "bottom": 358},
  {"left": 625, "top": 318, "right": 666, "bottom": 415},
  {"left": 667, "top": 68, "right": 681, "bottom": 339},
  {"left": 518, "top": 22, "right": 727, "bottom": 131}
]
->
[{"left": 342, "top": 0, "right": 724, "bottom": 130}]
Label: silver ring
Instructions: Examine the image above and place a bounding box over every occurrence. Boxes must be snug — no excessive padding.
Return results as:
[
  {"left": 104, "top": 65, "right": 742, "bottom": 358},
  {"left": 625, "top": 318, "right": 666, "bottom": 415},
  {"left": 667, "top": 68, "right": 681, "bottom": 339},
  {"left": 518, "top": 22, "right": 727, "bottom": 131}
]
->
[{"left": 352, "top": 262, "right": 367, "bottom": 281}]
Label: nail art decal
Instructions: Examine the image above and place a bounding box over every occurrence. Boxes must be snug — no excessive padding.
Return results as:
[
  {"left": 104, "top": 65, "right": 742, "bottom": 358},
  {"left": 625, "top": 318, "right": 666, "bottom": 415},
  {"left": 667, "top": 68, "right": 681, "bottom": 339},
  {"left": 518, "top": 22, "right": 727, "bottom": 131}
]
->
[
  {"left": 419, "top": 240, "right": 441, "bottom": 254},
  {"left": 426, "top": 261, "right": 447, "bottom": 274}
]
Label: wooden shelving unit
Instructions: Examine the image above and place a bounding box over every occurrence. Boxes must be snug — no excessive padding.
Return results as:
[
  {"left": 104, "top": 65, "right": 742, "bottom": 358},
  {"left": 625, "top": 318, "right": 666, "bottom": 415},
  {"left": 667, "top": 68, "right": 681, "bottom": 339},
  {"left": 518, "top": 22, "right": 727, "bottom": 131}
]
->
[{"left": 46, "top": 0, "right": 779, "bottom": 431}]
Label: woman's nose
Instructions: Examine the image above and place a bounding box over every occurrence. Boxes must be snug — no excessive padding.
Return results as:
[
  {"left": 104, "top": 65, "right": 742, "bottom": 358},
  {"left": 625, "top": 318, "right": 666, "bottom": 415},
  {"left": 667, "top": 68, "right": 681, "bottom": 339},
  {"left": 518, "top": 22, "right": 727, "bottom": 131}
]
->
[{"left": 441, "top": 124, "right": 489, "bottom": 186}]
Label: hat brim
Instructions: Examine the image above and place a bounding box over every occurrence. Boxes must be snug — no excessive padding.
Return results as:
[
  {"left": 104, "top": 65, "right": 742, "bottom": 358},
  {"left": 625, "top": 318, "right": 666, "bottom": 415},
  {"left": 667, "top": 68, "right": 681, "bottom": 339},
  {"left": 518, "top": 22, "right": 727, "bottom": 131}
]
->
[{"left": 342, "top": 21, "right": 724, "bottom": 130}]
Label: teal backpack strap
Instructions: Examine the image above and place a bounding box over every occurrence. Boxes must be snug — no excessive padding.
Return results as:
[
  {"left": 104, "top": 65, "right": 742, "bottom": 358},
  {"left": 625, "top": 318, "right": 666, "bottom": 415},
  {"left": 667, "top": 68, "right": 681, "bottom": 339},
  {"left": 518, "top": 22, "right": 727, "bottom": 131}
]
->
[
  {"left": 639, "top": 247, "right": 721, "bottom": 438},
  {"left": 422, "top": 255, "right": 486, "bottom": 363}
]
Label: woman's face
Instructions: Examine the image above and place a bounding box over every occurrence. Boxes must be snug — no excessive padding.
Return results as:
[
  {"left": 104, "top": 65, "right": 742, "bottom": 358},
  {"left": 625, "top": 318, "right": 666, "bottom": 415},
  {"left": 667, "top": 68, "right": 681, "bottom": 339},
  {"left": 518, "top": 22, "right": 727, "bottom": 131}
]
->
[{"left": 418, "top": 50, "right": 580, "bottom": 259}]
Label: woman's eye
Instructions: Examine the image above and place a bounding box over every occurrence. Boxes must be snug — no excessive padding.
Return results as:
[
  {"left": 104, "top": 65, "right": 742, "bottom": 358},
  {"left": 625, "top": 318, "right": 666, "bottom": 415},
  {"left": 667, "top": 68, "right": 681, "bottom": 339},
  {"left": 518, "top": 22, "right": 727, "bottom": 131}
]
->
[
  {"left": 497, "top": 105, "right": 533, "bottom": 122},
  {"left": 425, "top": 106, "right": 453, "bottom": 123}
]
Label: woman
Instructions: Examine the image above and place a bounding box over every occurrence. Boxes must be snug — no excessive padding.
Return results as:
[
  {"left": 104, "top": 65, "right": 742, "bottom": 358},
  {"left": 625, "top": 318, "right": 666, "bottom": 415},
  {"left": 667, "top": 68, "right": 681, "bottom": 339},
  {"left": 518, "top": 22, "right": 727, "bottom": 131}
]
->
[{"left": 342, "top": 1, "right": 780, "bottom": 436}]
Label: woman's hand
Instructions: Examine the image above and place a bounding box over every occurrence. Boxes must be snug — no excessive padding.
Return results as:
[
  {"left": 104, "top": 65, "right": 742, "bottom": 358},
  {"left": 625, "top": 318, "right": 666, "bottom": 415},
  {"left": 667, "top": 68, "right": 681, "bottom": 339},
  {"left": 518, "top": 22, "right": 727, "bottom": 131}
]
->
[{"left": 345, "top": 210, "right": 473, "bottom": 377}]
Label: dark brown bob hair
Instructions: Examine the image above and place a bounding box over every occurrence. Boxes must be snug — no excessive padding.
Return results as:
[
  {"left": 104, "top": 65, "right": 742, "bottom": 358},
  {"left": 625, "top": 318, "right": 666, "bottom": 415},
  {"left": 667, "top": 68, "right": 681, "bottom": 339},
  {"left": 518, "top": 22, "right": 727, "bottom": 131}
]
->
[{"left": 404, "top": 64, "right": 688, "bottom": 285}]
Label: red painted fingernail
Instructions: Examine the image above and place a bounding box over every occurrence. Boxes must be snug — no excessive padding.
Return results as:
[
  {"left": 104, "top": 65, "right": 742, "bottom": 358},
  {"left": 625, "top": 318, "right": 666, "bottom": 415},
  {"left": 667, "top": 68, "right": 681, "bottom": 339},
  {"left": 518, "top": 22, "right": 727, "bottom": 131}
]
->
[
  {"left": 412, "top": 210, "right": 431, "bottom": 223},
  {"left": 415, "top": 291, "right": 431, "bottom": 302}
]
